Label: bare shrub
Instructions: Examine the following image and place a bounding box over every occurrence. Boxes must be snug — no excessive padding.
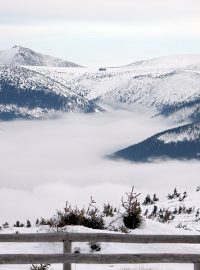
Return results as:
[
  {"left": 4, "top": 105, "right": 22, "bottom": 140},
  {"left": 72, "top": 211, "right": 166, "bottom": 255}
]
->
[
  {"left": 40, "top": 197, "right": 104, "bottom": 230},
  {"left": 30, "top": 264, "right": 51, "bottom": 270}
]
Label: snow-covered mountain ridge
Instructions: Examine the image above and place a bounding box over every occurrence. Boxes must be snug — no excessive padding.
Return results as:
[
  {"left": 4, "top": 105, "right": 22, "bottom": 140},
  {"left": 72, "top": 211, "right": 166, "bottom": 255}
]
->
[
  {"left": 112, "top": 122, "right": 200, "bottom": 162},
  {"left": 0, "top": 46, "right": 82, "bottom": 67},
  {"left": 0, "top": 65, "right": 103, "bottom": 120},
  {"left": 158, "top": 122, "right": 200, "bottom": 144},
  {"left": 28, "top": 54, "right": 200, "bottom": 122},
  {"left": 1, "top": 52, "right": 200, "bottom": 121},
  {"left": 125, "top": 54, "right": 200, "bottom": 72}
]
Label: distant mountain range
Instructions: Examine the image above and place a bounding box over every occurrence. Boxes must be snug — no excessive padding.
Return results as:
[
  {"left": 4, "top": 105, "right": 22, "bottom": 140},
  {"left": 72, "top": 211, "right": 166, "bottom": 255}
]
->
[
  {"left": 0, "top": 65, "right": 102, "bottom": 120},
  {"left": 28, "top": 54, "right": 200, "bottom": 123},
  {"left": 125, "top": 54, "right": 200, "bottom": 71},
  {"left": 108, "top": 55, "right": 200, "bottom": 162},
  {"left": 0, "top": 47, "right": 200, "bottom": 161},
  {"left": 0, "top": 46, "right": 82, "bottom": 67},
  {"left": 0, "top": 48, "right": 200, "bottom": 124},
  {"left": 112, "top": 122, "right": 200, "bottom": 162}
]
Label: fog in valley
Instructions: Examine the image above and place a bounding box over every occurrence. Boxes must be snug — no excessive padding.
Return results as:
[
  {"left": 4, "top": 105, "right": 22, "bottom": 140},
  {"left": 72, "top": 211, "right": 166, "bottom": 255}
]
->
[{"left": 0, "top": 109, "right": 199, "bottom": 223}]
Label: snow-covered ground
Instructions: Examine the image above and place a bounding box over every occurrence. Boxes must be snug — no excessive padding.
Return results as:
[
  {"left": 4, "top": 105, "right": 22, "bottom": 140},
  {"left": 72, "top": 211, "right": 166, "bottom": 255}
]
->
[
  {"left": 0, "top": 187, "right": 200, "bottom": 270},
  {"left": 0, "top": 222, "right": 199, "bottom": 270}
]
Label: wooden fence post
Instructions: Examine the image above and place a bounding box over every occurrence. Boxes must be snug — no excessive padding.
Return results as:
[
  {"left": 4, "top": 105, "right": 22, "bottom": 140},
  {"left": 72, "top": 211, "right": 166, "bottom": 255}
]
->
[
  {"left": 63, "top": 240, "right": 72, "bottom": 270},
  {"left": 194, "top": 263, "right": 200, "bottom": 270}
]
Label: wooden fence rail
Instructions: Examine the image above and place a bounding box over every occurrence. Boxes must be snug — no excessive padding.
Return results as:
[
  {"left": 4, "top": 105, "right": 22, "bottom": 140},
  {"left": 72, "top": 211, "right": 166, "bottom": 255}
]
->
[{"left": 0, "top": 233, "right": 200, "bottom": 270}]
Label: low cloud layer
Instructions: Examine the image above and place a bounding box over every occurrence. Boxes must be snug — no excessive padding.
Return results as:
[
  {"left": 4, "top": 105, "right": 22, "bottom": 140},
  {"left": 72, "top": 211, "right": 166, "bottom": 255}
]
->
[{"left": 0, "top": 110, "right": 199, "bottom": 223}]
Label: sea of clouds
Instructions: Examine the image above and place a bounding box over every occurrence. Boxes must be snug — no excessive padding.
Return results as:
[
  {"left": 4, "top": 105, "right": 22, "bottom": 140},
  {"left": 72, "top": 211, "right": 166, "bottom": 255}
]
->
[{"left": 0, "top": 109, "right": 199, "bottom": 223}]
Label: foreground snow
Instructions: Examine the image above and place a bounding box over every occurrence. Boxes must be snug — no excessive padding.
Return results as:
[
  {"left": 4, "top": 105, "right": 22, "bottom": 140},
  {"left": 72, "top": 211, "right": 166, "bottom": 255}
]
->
[
  {"left": 0, "top": 220, "right": 199, "bottom": 270},
  {"left": 1, "top": 187, "right": 200, "bottom": 270}
]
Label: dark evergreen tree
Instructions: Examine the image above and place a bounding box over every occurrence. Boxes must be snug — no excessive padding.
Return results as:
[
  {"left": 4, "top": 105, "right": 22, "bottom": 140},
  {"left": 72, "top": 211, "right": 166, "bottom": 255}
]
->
[
  {"left": 26, "top": 220, "right": 31, "bottom": 228},
  {"left": 153, "top": 193, "right": 159, "bottom": 202},
  {"left": 142, "top": 194, "right": 153, "bottom": 205}
]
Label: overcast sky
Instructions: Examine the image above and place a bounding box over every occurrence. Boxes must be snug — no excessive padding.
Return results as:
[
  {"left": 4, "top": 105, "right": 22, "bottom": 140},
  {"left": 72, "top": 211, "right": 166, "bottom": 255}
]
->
[{"left": 1, "top": 0, "right": 200, "bottom": 66}]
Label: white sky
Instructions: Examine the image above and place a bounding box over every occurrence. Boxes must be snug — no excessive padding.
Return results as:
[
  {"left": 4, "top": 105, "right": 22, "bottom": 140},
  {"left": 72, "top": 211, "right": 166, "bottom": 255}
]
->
[{"left": 0, "top": 0, "right": 200, "bottom": 67}]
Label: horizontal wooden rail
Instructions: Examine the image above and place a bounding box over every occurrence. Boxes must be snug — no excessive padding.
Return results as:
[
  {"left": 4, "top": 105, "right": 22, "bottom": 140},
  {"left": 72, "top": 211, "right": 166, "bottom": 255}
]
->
[
  {"left": 0, "top": 233, "right": 200, "bottom": 270},
  {"left": 0, "top": 253, "right": 200, "bottom": 264},
  {"left": 0, "top": 233, "right": 200, "bottom": 243}
]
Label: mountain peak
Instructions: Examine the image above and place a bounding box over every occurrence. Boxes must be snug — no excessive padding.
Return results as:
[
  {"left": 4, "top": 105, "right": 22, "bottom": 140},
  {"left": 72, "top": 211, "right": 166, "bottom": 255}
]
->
[
  {"left": 0, "top": 46, "right": 82, "bottom": 67},
  {"left": 12, "top": 45, "right": 21, "bottom": 49},
  {"left": 12, "top": 45, "right": 29, "bottom": 51}
]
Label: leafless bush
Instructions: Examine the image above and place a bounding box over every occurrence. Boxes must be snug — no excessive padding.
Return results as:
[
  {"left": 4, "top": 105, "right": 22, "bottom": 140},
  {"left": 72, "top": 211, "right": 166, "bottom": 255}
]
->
[
  {"left": 40, "top": 197, "right": 104, "bottom": 230},
  {"left": 30, "top": 264, "right": 51, "bottom": 270}
]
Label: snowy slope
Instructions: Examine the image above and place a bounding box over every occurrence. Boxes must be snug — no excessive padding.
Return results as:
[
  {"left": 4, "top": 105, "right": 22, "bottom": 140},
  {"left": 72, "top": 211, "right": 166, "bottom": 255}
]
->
[
  {"left": 28, "top": 55, "right": 200, "bottom": 123},
  {"left": 0, "top": 188, "right": 200, "bottom": 270},
  {"left": 0, "top": 222, "right": 198, "bottom": 270},
  {"left": 112, "top": 122, "right": 200, "bottom": 162},
  {"left": 125, "top": 54, "right": 200, "bottom": 73},
  {"left": 1, "top": 54, "right": 200, "bottom": 121},
  {"left": 142, "top": 188, "right": 200, "bottom": 232},
  {"left": 0, "top": 66, "right": 103, "bottom": 120},
  {"left": 158, "top": 122, "right": 200, "bottom": 144},
  {"left": 0, "top": 46, "right": 82, "bottom": 67}
]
